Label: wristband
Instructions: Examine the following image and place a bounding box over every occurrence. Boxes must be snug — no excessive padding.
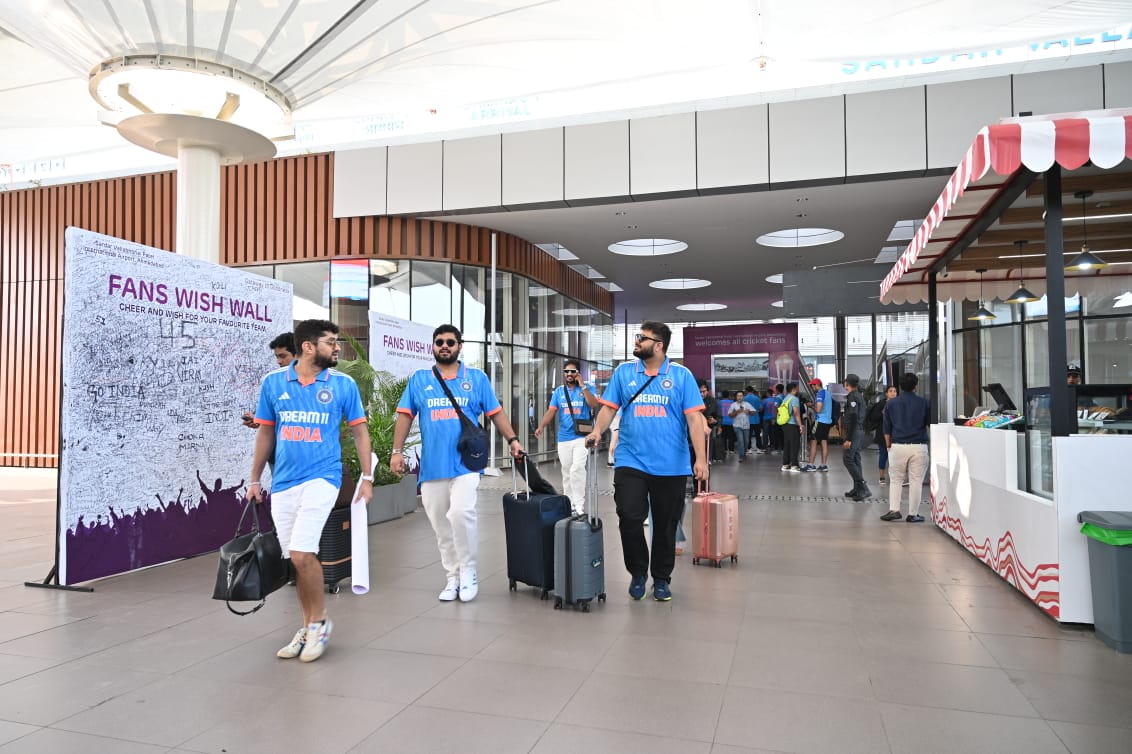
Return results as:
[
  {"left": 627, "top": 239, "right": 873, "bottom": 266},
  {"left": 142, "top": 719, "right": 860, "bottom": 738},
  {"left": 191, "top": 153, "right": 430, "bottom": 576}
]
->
[
  {"left": 359, "top": 474, "right": 374, "bottom": 482},
  {"left": 507, "top": 436, "right": 520, "bottom": 445},
  {"left": 248, "top": 481, "right": 262, "bottom": 488}
]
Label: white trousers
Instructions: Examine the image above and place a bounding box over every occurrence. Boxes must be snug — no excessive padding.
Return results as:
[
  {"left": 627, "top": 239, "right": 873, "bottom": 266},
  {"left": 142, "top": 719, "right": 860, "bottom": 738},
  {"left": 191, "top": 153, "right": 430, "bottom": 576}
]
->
[
  {"left": 421, "top": 473, "right": 480, "bottom": 578},
  {"left": 557, "top": 436, "right": 589, "bottom": 515},
  {"left": 888, "top": 443, "right": 929, "bottom": 515}
]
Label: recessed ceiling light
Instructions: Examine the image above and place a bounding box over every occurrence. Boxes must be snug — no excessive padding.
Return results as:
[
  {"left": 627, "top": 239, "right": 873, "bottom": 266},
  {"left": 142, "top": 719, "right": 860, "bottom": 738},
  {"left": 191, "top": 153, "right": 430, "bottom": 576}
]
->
[
  {"left": 771, "top": 300, "right": 784, "bottom": 308},
  {"left": 649, "top": 278, "right": 711, "bottom": 290},
  {"left": 765, "top": 273, "right": 783, "bottom": 284},
  {"left": 676, "top": 303, "right": 727, "bottom": 311},
  {"left": 609, "top": 238, "right": 688, "bottom": 256},
  {"left": 756, "top": 228, "right": 844, "bottom": 248}
]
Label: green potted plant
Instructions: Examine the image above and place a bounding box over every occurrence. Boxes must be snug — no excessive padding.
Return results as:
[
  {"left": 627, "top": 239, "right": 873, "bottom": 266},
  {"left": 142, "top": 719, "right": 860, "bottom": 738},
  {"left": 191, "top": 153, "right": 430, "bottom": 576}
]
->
[{"left": 335, "top": 335, "right": 419, "bottom": 524}]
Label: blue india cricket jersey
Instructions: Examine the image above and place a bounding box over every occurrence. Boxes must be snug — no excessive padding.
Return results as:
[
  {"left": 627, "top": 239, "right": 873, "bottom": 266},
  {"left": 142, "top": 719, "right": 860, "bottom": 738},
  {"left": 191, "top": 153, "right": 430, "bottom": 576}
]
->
[
  {"left": 397, "top": 363, "right": 502, "bottom": 482},
  {"left": 255, "top": 364, "right": 366, "bottom": 492},
  {"left": 599, "top": 358, "right": 703, "bottom": 477}
]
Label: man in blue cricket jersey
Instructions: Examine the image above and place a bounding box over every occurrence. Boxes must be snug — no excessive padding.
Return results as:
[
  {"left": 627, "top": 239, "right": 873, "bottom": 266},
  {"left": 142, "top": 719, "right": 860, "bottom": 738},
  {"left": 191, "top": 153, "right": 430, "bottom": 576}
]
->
[
  {"left": 803, "top": 378, "right": 833, "bottom": 472},
  {"left": 391, "top": 324, "right": 525, "bottom": 603},
  {"left": 533, "top": 358, "right": 600, "bottom": 515},
  {"left": 585, "top": 321, "right": 708, "bottom": 602},
  {"left": 249, "top": 319, "right": 371, "bottom": 663}
]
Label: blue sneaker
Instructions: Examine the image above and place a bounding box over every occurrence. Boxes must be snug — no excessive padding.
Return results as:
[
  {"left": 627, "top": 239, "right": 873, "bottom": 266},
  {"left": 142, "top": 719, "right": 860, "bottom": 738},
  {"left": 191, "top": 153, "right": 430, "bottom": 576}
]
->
[
  {"left": 653, "top": 579, "right": 673, "bottom": 601},
  {"left": 628, "top": 575, "right": 647, "bottom": 600}
]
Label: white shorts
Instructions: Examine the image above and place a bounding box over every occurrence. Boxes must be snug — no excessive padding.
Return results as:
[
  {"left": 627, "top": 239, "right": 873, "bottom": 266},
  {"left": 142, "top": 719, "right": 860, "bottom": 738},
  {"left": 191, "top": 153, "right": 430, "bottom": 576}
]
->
[{"left": 270, "top": 478, "right": 339, "bottom": 557}]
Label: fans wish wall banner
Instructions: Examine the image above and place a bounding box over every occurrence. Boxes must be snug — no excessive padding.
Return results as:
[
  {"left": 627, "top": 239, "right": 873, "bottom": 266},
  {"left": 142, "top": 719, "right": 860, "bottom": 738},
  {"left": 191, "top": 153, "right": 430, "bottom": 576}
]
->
[
  {"left": 59, "top": 228, "right": 293, "bottom": 584},
  {"left": 368, "top": 310, "right": 435, "bottom": 469}
]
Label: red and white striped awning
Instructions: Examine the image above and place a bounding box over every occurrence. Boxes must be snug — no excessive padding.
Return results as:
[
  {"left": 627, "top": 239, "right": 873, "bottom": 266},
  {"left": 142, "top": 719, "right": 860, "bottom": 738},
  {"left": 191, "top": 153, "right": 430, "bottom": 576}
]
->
[{"left": 880, "top": 109, "right": 1132, "bottom": 302}]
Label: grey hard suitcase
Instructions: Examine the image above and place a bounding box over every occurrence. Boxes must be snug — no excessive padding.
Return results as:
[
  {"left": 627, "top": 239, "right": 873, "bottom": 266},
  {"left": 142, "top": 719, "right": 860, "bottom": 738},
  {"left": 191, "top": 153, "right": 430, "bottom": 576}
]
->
[{"left": 552, "top": 445, "right": 606, "bottom": 611}]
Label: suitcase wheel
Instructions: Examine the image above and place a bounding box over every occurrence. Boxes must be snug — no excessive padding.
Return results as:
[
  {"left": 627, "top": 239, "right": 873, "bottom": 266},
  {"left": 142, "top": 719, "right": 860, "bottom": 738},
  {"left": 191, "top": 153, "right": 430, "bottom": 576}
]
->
[
  {"left": 731, "top": 555, "right": 738, "bottom": 563},
  {"left": 509, "top": 579, "right": 516, "bottom": 592},
  {"left": 328, "top": 584, "right": 340, "bottom": 594},
  {"left": 714, "top": 560, "right": 722, "bottom": 569},
  {"left": 554, "top": 597, "right": 563, "bottom": 610},
  {"left": 581, "top": 602, "right": 590, "bottom": 613},
  {"left": 598, "top": 593, "right": 606, "bottom": 602},
  {"left": 539, "top": 589, "right": 549, "bottom": 600},
  {"left": 692, "top": 557, "right": 699, "bottom": 565}
]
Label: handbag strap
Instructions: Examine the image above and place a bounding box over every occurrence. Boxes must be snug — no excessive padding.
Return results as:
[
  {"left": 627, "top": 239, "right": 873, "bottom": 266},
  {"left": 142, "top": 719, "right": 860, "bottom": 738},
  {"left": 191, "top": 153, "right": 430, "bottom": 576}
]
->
[
  {"left": 233, "top": 498, "right": 263, "bottom": 537},
  {"left": 620, "top": 374, "right": 657, "bottom": 420},
  {"left": 433, "top": 366, "right": 477, "bottom": 431}
]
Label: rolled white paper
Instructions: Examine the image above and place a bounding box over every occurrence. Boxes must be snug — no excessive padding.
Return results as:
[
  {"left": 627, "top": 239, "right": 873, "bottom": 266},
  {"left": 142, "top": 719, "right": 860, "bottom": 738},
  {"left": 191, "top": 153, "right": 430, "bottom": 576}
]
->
[{"left": 349, "top": 452, "right": 376, "bottom": 595}]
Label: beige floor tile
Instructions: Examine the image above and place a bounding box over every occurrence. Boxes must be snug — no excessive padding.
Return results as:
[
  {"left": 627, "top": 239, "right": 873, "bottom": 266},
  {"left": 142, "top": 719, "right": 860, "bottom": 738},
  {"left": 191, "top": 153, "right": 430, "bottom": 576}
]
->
[
  {"left": 178, "top": 689, "right": 402, "bottom": 754},
  {"left": 350, "top": 705, "right": 547, "bottom": 754},
  {"left": 1008, "top": 670, "right": 1132, "bottom": 728},
  {"left": 1048, "top": 721, "right": 1132, "bottom": 754},
  {"left": 868, "top": 657, "right": 1040, "bottom": 717},
  {"left": 367, "top": 615, "right": 509, "bottom": 657},
  {"left": 417, "top": 658, "right": 586, "bottom": 721},
  {"left": 291, "top": 647, "right": 464, "bottom": 703},
  {"left": 856, "top": 627, "right": 999, "bottom": 667},
  {"left": 558, "top": 672, "right": 724, "bottom": 742},
  {"left": 596, "top": 634, "right": 736, "bottom": 685},
  {"left": 0, "top": 728, "right": 168, "bottom": 753},
  {"left": 978, "top": 634, "right": 1132, "bottom": 681},
  {"left": 0, "top": 660, "right": 162, "bottom": 726},
  {"left": 729, "top": 643, "right": 874, "bottom": 699},
  {"left": 714, "top": 685, "right": 888, "bottom": 754},
  {"left": 531, "top": 723, "right": 712, "bottom": 754},
  {"left": 880, "top": 703, "right": 1069, "bottom": 754}
]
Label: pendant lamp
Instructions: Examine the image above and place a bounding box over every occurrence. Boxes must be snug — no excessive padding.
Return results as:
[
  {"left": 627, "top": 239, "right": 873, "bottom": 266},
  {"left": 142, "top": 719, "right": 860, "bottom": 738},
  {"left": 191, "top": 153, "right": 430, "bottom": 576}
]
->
[
  {"left": 1066, "top": 190, "right": 1108, "bottom": 271},
  {"left": 968, "top": 268, "right": 996, "bottom": 321},
  {"left": 1004, "top": 240, "right": 1039, "bottom": 304}
]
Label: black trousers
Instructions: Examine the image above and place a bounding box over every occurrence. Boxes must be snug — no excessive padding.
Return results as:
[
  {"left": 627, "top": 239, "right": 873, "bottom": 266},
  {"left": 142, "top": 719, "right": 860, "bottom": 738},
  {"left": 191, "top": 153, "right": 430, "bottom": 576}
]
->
[
  {"left": 843, "top": 430, "right": 866, "bottom": 487},
  {"left": 782, "top": 424, "right": 801, "bottom": 467},
  {"left": 613, "top": 467, "right": 686, "bottom": 582}
]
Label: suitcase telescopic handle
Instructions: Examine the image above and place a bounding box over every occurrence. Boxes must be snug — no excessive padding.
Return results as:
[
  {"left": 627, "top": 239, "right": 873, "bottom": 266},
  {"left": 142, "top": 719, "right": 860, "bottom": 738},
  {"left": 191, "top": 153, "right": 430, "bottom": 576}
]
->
[
  {"left": 585, "top": 442, "right": 600, "bottom": 524},
  {"left": 511, "top": 451, "right": 531, "bottom": 497}
]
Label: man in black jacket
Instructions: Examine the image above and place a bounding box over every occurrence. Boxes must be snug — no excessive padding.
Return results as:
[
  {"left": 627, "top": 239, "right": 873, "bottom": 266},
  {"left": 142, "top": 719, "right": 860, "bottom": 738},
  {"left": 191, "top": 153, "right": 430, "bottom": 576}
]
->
[
  {"left": 699, "top": 381, "right": 722, "bottom": 462},
  {"left": 841, "top": 374, "right": 870, "bottom": 500}
]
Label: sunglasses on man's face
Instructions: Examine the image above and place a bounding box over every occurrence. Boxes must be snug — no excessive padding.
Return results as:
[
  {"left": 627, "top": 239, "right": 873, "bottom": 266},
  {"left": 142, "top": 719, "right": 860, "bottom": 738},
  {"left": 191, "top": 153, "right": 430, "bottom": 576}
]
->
[
  {"left": 563, "top": 369, "right": 579, "bottom": 374},
  {"left": 434, "top": 338, "right": 459, "bottom": 347}
]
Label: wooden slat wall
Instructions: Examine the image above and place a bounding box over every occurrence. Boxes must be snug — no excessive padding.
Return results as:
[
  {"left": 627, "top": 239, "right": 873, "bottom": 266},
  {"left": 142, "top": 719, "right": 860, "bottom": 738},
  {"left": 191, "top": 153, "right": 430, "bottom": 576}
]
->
[
  {"left": 1, "top": 151, "right": 611, "bottom": 468},
  {"left": 219, "top": 153, "right": 613, "bottom": 311}
]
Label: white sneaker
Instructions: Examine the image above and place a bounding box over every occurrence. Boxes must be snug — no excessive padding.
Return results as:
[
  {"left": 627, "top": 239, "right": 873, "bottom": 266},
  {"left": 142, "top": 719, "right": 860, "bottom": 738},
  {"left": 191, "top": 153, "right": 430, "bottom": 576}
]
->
[
  {"left": 276, "top": 626, "right": 307, "bottom": 659},
  {"left": 438, "top": 576, "right": 460, "bottom": 601},
  {"left": 459, "top": 568, "right": 479, "bottom": 602},
  {"left": 299, "top": 618, "right": 332, "bottom": 662},
  {"left": 781, "top": 465, "right": 790, "bottom": 471}
]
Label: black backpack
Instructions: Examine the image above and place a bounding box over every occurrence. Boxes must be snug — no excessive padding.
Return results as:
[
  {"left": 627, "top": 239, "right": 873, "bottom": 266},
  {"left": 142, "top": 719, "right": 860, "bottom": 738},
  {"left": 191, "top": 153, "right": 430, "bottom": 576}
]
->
[{"left": 864, "top": 399, "right": 885, "bottom": 434}]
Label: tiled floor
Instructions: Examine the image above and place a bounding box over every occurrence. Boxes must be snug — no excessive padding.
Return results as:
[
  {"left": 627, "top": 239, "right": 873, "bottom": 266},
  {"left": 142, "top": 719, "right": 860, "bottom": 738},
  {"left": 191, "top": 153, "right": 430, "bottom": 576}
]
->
[{"left": 1, "top": 450, "right": 1131, "bottom": 753}]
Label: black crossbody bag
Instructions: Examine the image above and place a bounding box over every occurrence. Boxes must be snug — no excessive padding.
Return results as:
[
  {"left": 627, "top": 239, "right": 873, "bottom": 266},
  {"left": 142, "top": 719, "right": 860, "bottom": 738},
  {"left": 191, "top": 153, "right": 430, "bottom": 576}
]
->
[
  {"left": 564, "top": 384, "right": 594, "bottom": 435},
  {"left": 434, "top": 366, "right": 491, "bottom": 471}
]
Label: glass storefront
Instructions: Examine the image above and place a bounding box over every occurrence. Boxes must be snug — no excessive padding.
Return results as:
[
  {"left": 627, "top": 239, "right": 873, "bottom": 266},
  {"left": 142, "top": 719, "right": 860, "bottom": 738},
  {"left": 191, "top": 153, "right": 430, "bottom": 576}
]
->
[
  {"left": 951, "top": 288, "right": 1132, "bottom": 498},
  {"left": 241, "top": 259, "right": 615, "bottom": 462}
]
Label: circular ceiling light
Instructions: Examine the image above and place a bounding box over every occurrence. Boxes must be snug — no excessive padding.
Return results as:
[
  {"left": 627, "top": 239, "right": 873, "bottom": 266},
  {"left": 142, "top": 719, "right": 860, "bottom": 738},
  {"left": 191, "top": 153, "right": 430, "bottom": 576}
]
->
[
  {"left": 771, "top": 300, "right": 784, "bottom": 308},
  {"left": 757, "top": 228, "right": 844, "bottom": 248},
  {"left": 649, "top": 278, "right": 711, "bottom": 290},
  {"left": 765, "top": 273, "right": 783, "bottom": 284},
  {"left": 609, "top": 238, "right": 688, "bottom": 256},
  {"left": 676, "top": 303, "right": 727, "bottom": 311}
]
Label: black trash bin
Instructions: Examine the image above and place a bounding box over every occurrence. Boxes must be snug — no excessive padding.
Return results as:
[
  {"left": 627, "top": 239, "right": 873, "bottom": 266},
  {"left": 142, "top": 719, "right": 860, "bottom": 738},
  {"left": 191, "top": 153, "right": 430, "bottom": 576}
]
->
[{"left": 1077, "top": 511, "right": 1132, "bottom": 653}]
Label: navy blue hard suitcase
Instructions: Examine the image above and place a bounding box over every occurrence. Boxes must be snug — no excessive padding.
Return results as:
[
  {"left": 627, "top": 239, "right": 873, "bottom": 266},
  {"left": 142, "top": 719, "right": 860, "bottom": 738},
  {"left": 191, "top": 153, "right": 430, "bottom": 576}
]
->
[{"left": 504, "top": 455, "right": 571, "bottom": 599}]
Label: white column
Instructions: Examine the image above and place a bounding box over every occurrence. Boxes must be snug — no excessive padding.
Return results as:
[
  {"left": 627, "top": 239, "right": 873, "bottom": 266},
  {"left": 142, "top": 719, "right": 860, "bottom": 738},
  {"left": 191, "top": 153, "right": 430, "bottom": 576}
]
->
[{"left": 176, "top": 145, "right": 221, "bottom": 263}]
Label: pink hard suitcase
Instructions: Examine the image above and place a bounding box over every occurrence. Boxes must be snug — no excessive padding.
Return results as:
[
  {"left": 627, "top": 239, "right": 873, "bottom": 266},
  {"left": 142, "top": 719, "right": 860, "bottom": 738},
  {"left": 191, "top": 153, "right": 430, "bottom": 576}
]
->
[{"left": 690, "top": 479, "right": 739, "bottom": 568}]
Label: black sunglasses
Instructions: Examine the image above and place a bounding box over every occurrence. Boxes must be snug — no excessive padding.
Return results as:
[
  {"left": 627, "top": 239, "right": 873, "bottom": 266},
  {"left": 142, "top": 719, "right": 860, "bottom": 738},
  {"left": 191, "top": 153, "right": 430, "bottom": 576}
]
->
[
  {"left": 634, "top": 333, "right": 660, "bottom": 344},
  {"left": 434, "top": 338, "right": 459, "bottom": 347},
  {"left": 563, "top": 369, "right": 579, "bottom": 374}
]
